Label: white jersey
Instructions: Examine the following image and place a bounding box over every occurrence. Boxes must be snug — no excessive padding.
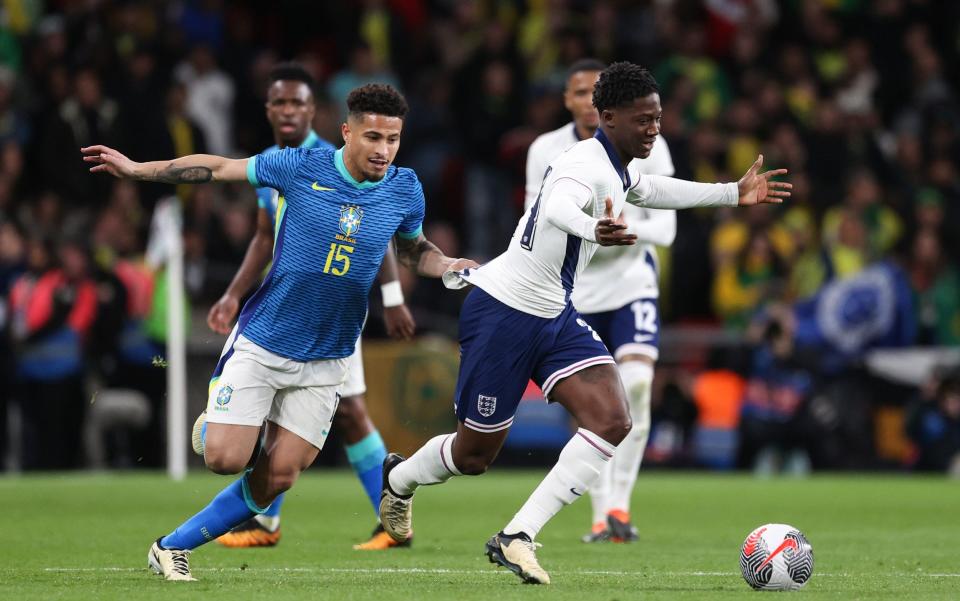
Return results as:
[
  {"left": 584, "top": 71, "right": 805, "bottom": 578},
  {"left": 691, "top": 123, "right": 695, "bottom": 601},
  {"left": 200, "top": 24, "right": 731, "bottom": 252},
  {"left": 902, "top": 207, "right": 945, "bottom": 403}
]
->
[
  {"left": 447, "top": 130, "right": 738, "bottom": 318},
  {"left": 525, "top": 123, "right": 677, "bottom": 313}
]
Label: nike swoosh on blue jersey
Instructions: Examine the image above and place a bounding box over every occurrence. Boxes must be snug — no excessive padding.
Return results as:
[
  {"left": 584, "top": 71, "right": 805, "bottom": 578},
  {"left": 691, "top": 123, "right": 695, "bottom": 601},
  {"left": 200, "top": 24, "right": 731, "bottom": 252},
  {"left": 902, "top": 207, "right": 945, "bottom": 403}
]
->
[{"left": 312, "top": 182, "right": 336, "bottom": 191}]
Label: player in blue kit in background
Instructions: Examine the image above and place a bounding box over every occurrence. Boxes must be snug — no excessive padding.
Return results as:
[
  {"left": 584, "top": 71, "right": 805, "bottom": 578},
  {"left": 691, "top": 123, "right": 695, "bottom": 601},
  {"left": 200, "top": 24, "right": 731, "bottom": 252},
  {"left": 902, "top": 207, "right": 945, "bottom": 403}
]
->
[
  {"left": 82, "top": 83, "right": 477, "bottom": 582},
  {"left": 200, "top": 63, "right": 417, "bottom": 551}
]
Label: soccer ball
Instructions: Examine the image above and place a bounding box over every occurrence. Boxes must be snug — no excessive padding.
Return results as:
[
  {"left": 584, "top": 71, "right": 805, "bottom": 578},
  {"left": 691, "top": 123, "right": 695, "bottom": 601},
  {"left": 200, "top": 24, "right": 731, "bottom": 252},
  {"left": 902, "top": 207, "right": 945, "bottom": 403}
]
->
[{"left": 739, "top": 524, "right": 814, "bottom": 591}]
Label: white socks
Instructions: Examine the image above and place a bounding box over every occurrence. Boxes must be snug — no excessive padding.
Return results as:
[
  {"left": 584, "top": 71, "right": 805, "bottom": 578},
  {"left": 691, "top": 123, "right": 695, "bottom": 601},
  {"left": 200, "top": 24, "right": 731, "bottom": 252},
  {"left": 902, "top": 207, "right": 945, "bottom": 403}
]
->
[
  {"left": 589, "top": 458, "right": 613, "bottom": 525},
  {"left": 388, "top": 433, "right": 460, "bottom": 496},
  {"left": 606, "top": 360, "right": 653, "bottom": 513},
  {"left": 504, "top": 428, "right": 614, "bottom": 539}
]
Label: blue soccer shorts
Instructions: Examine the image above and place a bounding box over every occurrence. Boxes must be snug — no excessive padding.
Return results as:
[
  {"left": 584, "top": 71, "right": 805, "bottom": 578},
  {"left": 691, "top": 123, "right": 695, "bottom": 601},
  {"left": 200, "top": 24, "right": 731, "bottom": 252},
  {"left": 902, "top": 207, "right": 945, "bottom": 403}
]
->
[{"left": 454, "top": 288, "right": 614, "bottom": 433}]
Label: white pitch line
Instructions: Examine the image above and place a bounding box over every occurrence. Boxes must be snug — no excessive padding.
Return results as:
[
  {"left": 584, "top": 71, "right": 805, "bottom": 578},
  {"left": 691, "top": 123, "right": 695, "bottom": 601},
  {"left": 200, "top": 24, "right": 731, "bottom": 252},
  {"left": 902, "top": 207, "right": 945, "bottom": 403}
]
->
[
  {"left": 37, "top": 567, "right": 736, "bottom": 575},
  {"left": 39, "top": 567, "right": 960, "bottom": 578}
]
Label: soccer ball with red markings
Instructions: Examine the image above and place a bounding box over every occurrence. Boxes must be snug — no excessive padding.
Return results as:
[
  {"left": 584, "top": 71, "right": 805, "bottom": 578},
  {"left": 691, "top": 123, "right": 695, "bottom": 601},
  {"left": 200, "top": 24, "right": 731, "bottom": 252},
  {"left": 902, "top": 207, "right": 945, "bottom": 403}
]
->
[{"left": 739, "top": 524, "right": 814, "bottom": 590}]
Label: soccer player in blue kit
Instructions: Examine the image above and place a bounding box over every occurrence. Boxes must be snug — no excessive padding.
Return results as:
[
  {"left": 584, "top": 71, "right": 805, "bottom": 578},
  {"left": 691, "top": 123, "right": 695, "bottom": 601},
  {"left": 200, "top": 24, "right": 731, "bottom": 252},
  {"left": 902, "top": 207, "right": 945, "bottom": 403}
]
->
[
  {"left": 378, "top": 62, "right": 791, "bottom": 584},
  {"left": 83, "top": 83, "right": 476, "bottom": 581},
  {"left": 200, "top": 63, "right": 417, "bottom": 551}
]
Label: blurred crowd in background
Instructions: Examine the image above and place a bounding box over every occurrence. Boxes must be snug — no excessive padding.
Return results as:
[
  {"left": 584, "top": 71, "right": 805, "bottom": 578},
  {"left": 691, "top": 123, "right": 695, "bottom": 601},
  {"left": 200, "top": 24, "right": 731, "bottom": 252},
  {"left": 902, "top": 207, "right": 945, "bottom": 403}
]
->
[{"left": 0, "top": 0, "right": 958, "bottom": 474}]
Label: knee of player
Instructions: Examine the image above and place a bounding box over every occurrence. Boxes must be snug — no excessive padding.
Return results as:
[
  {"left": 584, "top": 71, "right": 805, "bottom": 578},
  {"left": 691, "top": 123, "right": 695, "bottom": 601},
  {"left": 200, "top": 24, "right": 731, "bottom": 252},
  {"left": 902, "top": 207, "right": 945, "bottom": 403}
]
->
[
  {"left": 596, "top": 413, "right": 633, "bottom": 446},
  {"left": 203, "top": 449, "right": 247, "bottom": 475},
  {"left": 453, "top": 452, "right": 493, "bottom": 476}
]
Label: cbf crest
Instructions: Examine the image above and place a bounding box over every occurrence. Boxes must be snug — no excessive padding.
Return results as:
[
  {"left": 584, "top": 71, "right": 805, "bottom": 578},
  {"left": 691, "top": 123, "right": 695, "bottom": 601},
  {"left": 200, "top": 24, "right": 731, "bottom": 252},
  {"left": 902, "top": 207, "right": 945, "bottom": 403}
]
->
[
  {"left": 215, "top": 384, "right": 233, "bottom": 408},
  {"left": 477, "top": 394, "right": 497, "bottom": 417},
  {"left": 339, "top": 205, "right": 364, "bottom": 237}
]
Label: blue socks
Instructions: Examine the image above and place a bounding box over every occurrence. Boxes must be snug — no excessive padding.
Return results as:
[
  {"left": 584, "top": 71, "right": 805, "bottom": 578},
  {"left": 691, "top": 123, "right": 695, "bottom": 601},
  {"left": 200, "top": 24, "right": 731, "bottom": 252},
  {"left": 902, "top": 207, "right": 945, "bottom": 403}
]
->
[
  {"left": 160, "top": 473, "right": 267, "bottom": 550},
  {"left": 345, "top": 430, "right": 387, "bottom": 514},
  {"left": 192, "top": 423, "right": 384, "bottom": 532},
  {"left": 251, "top": 431, "right": 387, "bottom": 521}
]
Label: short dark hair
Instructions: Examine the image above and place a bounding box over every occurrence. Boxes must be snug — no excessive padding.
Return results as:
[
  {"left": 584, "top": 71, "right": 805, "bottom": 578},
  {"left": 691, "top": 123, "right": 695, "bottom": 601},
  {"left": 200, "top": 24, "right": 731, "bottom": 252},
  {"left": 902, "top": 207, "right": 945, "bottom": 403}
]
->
[
  {"left": 346, "top": 83, "right": 409, "bottom": 119},
  {"left": 566, "top": 58, "right": 606, "bottom": 82},
  {"left": 592, "top": 61, "right": 659, "bottom": 112},
  {"left": 268, "top": 62, "right": 316, "bottom": 94}
]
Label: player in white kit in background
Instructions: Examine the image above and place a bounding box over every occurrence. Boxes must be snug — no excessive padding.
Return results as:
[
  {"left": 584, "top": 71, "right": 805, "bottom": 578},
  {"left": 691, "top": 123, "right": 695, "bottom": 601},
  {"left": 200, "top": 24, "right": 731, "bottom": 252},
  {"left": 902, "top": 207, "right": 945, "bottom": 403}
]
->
[
  {"left": 379, "top": 62, "right": 791, "bottom": 584},
  {"left": 525, "top": 59, "right": 677, "bottom": 544}
]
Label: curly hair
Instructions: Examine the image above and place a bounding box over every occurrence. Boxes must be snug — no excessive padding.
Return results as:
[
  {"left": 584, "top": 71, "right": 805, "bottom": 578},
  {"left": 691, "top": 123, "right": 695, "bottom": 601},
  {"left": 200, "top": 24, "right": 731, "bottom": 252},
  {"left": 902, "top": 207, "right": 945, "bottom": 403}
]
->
[
  {"left": 346, "top": 83, "right": 409, "bottom": 119},
  {"left": 268, "top": 62, "right": 316, "bottom": 93},
  {"left": 592, "top": 61, "right": 659, "bottom": 112}
]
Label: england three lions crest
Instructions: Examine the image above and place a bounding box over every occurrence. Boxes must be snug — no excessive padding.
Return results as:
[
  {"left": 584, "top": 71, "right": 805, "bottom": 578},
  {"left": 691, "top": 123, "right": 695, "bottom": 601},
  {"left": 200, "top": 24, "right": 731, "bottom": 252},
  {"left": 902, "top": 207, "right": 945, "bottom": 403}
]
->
[
  {"left": 339, "top": 205, "right": 363, "bottom": 237},
  {"left": 477, "top": 394, "right": 497, "bottom": 417}
]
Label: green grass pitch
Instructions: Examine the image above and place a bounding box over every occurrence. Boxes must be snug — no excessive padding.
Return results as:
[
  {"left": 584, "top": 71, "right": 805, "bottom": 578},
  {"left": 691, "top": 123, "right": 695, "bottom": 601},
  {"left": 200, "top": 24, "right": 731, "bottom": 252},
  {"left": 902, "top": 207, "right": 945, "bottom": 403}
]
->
[{"left": 1, "top": 471, "right": 958, "bottom": 600}]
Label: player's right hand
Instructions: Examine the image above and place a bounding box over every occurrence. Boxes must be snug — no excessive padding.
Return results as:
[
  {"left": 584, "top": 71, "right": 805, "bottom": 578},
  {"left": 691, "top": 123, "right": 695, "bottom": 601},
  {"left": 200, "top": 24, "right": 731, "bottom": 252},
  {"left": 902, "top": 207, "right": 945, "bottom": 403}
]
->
[
  {"left": 595, "top": 197, "right": 637, "bottom": 246},
  {"left": 207, "top": 294, "right": 240, "bottom": 335},
  {"left": 384, "top": 304, "right": 416, "bottom": 341},
  {"left": 81, "top": 145, "right": 140, "bottom": 179}
]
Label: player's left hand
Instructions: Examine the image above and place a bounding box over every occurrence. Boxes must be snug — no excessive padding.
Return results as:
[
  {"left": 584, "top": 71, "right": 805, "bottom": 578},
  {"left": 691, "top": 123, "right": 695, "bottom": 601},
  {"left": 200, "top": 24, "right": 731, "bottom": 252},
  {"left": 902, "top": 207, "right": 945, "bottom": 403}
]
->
[
  {"left": 384, "top": 304, "right": 416, "bottom": 341},
  {"left": 737, "top": 155, "right": 791, "bottom": 206},
  {"left": 596, "top": 198, "right": 638, "bottom": 246},
  {"left": 81, "top": 145, "right": 140, "bottom": 179}
]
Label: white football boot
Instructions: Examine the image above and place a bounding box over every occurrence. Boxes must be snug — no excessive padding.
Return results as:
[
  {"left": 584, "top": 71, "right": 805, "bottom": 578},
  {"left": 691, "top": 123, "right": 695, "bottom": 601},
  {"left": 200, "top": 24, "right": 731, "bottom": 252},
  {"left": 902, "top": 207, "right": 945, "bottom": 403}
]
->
[{"left": 148, "top": 539, "right": 197, "bottom": 582}]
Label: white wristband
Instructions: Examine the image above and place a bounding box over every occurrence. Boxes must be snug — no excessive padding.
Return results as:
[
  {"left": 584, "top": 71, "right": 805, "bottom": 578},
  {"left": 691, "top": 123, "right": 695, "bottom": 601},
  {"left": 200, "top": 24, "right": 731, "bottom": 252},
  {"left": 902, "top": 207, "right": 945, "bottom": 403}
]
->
[{"left": 381, "top": 280, "right": 404, "bottom": 308}]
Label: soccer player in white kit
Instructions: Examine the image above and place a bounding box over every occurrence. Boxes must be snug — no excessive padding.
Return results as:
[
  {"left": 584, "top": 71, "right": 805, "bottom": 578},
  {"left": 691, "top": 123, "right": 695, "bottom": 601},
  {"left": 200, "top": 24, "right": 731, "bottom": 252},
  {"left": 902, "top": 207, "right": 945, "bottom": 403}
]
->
[
  {"left": 379, "top": 62, "right": 791, "bottom": 584},
  {"left": 525, "top": 59, "right": 677, "bottom": 544}
]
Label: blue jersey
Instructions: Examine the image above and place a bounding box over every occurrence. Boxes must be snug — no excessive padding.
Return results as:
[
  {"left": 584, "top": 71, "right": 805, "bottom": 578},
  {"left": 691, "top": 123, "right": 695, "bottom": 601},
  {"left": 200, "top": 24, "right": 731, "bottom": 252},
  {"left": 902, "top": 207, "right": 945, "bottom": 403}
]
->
[
  {"left": 255, "top": 130, "right": 335, "bottom": 225},
  {"left": 239, "top": 146, "right": 425, "bottom": 361}
]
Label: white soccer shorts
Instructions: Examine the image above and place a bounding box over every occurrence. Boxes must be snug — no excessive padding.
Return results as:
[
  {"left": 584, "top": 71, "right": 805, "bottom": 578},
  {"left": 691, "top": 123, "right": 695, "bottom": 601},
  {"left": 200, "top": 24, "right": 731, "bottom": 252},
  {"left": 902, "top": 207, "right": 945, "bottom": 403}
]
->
[{"left": 206, "top": 333, "right": 347, "bottom": 449}]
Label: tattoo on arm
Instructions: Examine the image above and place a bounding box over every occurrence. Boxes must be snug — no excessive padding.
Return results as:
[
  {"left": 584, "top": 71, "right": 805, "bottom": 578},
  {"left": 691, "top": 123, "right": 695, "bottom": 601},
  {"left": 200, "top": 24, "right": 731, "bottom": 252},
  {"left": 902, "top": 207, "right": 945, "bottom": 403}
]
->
[
  {"left": 395, "top": 235, "right": 440, "bottom": 271},
  {"left": 151, "top": 165, "right": 213, "bottom": 184}
]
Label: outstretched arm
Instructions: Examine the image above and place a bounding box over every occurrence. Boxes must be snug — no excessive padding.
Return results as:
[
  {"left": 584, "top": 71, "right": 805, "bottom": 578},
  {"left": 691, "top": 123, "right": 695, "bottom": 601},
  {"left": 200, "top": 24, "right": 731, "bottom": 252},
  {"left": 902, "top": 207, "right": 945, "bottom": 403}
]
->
[
  {"left": 627, "top": 207, "right": 676, "bottom": 247},
  {"left": 394, "top": 233, "right": 477, "bottom": 278},
  {"left": 82, "top": 145, "right": 248, "bottom": 184},
  {"left": 628, "top": 154, "right": 791, "bottom": 209}
]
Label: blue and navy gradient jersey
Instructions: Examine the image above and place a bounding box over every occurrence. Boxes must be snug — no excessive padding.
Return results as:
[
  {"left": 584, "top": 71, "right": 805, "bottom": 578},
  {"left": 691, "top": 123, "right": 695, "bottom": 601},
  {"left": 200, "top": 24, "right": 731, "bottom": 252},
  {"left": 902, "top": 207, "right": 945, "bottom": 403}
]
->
[
  {"left": 255, "top": 130, "right": 335, "bottom": 225},
  {"left": 239, "top": 146, "right": 425, "bottom": 361}
]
